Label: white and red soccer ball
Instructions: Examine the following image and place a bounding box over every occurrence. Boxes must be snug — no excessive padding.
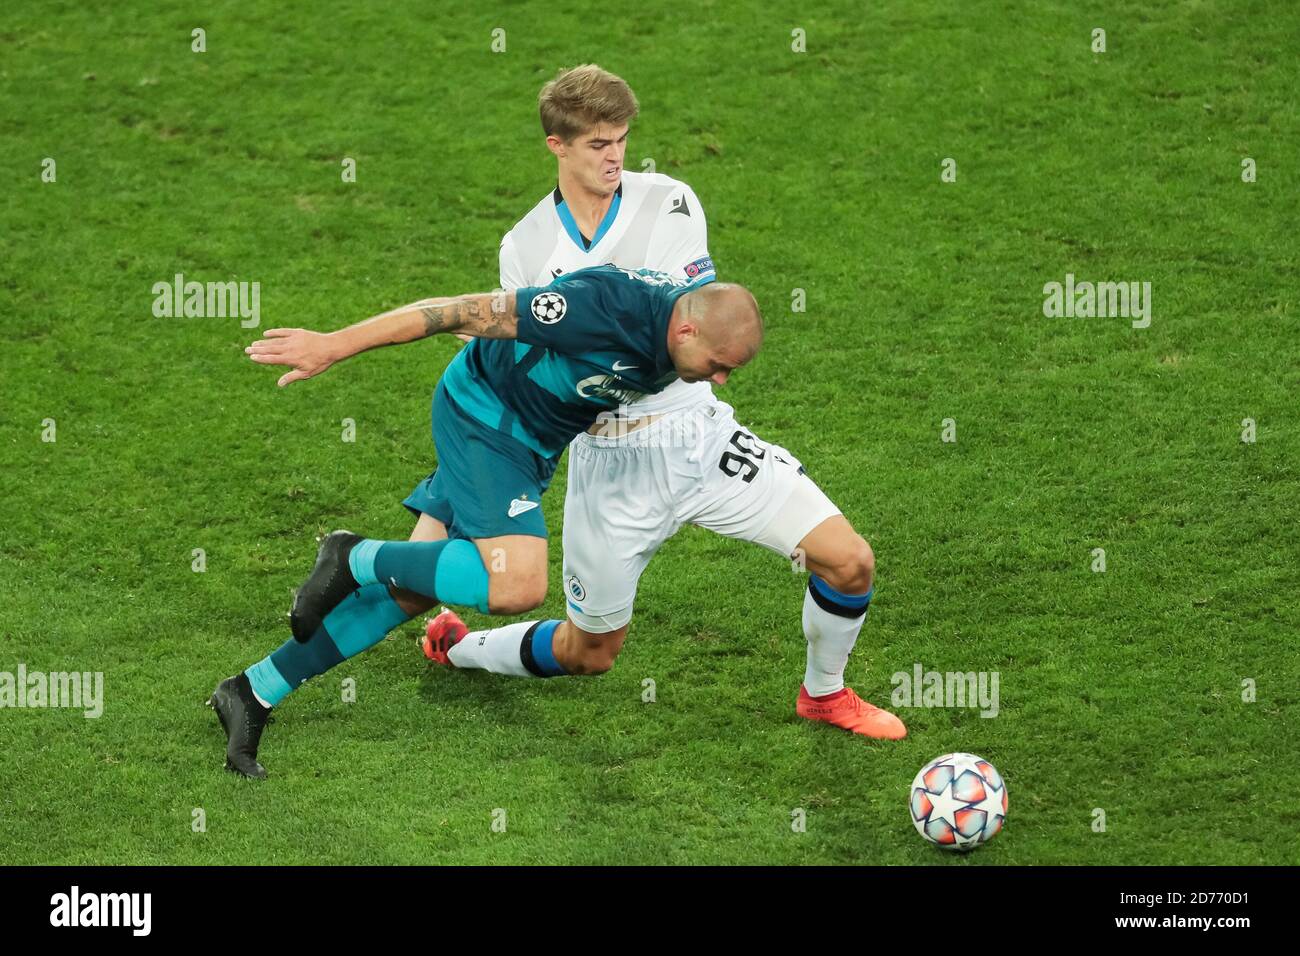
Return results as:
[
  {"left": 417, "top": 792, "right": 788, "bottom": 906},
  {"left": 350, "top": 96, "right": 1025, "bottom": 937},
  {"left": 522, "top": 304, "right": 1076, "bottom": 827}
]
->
[{"left": 909, "top": 753, "right": 1008, "bottom": 850}]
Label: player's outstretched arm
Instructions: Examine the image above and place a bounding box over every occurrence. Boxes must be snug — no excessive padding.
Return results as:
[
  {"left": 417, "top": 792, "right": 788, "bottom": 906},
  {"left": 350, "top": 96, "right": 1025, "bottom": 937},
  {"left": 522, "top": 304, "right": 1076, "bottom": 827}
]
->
[{"left": 245, "top": 291, "right": 517, "bottom": 387}]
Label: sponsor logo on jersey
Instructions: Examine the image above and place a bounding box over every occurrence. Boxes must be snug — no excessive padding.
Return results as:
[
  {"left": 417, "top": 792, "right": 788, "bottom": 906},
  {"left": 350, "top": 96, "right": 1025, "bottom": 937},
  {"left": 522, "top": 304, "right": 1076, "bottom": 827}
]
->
[
  {"left": 530, "top": 292, "right": 567, "bottom": 324},
  {"left": 684, "top": 255, "right": 714, "bottom": 279},
  {"left": 507, "top": 497, "right": 540, "bottom": 518},
  {"left": 611, "top": 360, "right": 638, "bottom": 372},
  {"left": 566, "top": 575, "right": 587, "bottom": 602},
  {"left": 669, "top": 194, "right": 691, "bottom": 216},
  {"left": 576, "top": 374, "right": 648, "bottom": 405}
]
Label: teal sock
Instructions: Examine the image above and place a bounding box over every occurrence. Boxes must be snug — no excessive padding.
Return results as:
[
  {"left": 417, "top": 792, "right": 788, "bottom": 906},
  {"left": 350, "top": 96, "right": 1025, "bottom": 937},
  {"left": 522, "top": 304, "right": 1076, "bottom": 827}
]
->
[
  {"left": 348, "top": 537, "right": 490, "bottom": 613},
  {"left": 245, "top": 583, "right": 412, "bottom": 707}
]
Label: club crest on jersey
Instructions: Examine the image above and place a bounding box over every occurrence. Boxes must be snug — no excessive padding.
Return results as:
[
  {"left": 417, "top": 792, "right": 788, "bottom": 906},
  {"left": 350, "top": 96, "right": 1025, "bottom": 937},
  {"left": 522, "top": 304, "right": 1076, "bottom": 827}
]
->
[
  {"left": 566, "top": 575, "right": 587, "bottom": 602},
  {"left": 684, "top": 256, "right": 714, "bottom": 279},
  {"left": 508, "top": 496, "right": 540, "bottom": 518},
  {"left": 531, "top": 292, "right": 567, "bottom": 324}
]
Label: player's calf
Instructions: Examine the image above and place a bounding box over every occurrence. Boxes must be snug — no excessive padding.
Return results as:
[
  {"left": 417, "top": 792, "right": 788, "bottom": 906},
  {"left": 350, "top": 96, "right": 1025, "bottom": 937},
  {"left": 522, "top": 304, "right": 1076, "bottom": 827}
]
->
[
  {"left": 390, "top": 586, "right": 436, "bottom": 618},
  {"left": 291, "top": 531, "right": 492, "bottom": 643},
  {"left": 392, "top": 555, "right": 544, "bottom": 616},
  {"left": 422, "top": 617, "right": 627, "bottom": 678},
  {"left": 216, "top": 581, "right": 419, "bottom": 777},
  {"left": 792, "top": 514, "right": 879, "bottom": 709},
  {"left": 551, "top": 620, "right": 627, "bottom": 675}
]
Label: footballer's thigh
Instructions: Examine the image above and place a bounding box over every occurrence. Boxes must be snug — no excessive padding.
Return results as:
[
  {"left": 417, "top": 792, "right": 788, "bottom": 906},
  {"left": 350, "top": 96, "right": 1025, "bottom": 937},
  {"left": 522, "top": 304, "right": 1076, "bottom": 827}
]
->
[
  {"left": 560, "top": 427, "right": 681, "bottom": 637},
  {"left": 680, "top": 403, "right": 864, "bottom": 583},
  {"left": 401, "top": 382, "right": 556, "bottom": 617},
  {"left": 410, "top": 512, "right": 449, "bottom": 542}
]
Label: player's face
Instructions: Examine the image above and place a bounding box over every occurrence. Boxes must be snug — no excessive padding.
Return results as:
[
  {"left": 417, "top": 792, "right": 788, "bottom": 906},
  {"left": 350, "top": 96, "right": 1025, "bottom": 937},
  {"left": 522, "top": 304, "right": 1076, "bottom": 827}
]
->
[
  {"left": 560, "top": 122, "right": 628, "bottom": 196},
  {"left": 673, "top": 332, "right": 749, "bottom": 385}
]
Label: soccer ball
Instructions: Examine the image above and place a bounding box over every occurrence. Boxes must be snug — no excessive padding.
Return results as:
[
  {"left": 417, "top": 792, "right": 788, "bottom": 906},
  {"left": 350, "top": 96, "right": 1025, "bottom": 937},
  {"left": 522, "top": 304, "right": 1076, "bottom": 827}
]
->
[{"left": 909, "top": 752, "right": 1007, "bottom": 850}]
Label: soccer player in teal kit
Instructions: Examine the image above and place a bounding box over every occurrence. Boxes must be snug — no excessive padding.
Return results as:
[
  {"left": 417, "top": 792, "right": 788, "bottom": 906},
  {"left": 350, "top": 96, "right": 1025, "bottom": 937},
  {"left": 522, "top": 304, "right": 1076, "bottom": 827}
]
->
[
  {"left": 209, "top": 266, "right": 761, "bottom": 777},
  {"left": 428, "top": 66, "right": 905, "bottom": 750}
]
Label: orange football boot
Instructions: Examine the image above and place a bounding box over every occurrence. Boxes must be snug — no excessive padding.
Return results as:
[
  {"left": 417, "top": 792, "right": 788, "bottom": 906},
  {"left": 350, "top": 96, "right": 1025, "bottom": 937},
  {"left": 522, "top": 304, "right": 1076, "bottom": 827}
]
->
[
  {"left": 796, "top": 686, "right": 907, "bottom": 740},
  {"left": 421, "top": 608, "right": 469, "bottom": 667}
]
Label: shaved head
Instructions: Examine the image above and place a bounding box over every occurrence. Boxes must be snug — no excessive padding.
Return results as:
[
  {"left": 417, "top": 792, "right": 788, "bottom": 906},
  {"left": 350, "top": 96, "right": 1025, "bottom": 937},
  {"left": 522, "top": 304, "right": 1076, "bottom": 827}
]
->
[{"left": 667, "top": 283, "right": 763, "bottom": 385}]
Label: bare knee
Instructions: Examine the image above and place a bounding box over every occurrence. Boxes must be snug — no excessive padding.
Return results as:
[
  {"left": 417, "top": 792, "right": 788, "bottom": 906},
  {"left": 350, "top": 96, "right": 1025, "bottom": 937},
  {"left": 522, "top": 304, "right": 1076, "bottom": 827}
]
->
[
  {"left": 488, "top": 577, "right": 547, "bottom": 616},
  {"left": 823, "top": 536, "right": 875, "bottom": 595}
]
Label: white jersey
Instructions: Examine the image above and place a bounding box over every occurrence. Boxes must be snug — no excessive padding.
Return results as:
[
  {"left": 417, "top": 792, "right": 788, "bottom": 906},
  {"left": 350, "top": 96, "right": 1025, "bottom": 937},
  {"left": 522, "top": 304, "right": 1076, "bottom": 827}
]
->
[
  {"left": 498, "top": 177, "right": 841, "bottom": 632},
  {"left": 498, "top": 170, "right": 716, "bottom": 416}
]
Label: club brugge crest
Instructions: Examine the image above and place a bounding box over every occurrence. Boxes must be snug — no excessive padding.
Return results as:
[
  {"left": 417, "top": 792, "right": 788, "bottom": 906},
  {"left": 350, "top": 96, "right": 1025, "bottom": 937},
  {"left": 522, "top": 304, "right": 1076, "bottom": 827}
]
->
[
  {"left": 531, "top": 292, "right": 567, "bottom": 324},
  {"left": 566, "top": 575, "right": 586, "bottom": 602}
]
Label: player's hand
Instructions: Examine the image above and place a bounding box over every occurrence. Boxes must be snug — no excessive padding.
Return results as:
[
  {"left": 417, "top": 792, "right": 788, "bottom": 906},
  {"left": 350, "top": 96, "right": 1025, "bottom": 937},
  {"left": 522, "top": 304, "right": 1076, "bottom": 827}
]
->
[{"left": 245, "top": 328, "right": 338, "bottom": 387}]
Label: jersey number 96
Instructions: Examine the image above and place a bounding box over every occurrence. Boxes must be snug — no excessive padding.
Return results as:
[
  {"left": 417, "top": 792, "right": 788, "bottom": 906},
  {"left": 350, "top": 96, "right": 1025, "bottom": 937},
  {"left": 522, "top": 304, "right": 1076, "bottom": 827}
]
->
[{"left": 718, "top": 429, "right": 766, "bottom": 483}]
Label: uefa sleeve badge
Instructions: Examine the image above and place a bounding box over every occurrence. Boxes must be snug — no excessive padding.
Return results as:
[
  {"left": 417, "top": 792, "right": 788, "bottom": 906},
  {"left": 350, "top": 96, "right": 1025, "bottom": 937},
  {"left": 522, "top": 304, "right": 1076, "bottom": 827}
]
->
[{"left": 530, "top": 292, "right": 567, "bottom": 324}]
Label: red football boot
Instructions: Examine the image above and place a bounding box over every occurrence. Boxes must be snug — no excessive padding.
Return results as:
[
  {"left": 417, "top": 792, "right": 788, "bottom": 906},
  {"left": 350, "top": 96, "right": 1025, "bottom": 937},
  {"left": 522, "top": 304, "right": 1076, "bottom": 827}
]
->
[
  {"left": 796, "top": 686, "right": 907, "bottom": 740},
  {"left": 421, "top": 608, "right": 469, "bottom": 667}
]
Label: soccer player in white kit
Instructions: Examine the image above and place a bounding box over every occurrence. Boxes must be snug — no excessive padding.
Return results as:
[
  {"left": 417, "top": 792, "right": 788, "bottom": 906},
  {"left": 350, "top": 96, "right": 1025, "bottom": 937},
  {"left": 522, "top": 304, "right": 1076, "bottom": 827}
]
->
[{"left": 422, "top": 65, "right": 906, "bottom": 740}]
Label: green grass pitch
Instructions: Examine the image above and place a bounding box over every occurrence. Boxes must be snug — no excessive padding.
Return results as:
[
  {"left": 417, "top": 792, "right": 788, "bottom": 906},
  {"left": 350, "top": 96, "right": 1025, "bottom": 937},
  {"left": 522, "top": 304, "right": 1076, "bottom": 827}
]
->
[{"left": 1, "top": 1, "right": 1297, "bottom": 865}]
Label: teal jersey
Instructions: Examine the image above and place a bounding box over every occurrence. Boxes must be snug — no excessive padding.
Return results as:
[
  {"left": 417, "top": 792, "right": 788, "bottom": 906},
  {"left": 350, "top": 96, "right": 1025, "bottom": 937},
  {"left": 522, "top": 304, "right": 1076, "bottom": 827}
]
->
[{"left": 440, "top": 265, "right": 710, "bottom": 459}]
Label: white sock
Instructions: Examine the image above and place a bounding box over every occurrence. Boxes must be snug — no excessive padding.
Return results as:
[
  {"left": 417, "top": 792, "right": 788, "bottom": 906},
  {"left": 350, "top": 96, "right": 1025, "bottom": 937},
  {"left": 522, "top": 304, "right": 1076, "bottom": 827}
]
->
[
  {"left": 802, "top": 581, "right": 869, "bottom": 696},
  {"left": 448, "top": 620, "right": 537, "bottom": 677}
]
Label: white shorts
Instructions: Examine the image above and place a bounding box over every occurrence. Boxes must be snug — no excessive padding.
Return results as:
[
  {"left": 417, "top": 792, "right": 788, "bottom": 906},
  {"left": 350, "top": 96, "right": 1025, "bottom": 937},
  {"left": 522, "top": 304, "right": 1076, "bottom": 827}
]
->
[{"left": 561, "top": 400, "right": 841, "bottom": 633}]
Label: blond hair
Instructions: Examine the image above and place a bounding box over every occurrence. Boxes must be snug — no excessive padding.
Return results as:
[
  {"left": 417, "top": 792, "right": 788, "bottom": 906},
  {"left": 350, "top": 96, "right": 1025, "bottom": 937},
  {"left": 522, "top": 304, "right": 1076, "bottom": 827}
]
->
[{"left": 538, "top": 64, "right": 639, "bottom": 142}]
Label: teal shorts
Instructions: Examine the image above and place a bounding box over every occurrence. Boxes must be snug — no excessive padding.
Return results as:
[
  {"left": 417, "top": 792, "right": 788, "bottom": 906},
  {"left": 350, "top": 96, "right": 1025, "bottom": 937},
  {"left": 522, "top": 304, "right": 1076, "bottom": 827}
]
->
[{"left": 402, "top": 383, "right": 556, "bottom": 541}]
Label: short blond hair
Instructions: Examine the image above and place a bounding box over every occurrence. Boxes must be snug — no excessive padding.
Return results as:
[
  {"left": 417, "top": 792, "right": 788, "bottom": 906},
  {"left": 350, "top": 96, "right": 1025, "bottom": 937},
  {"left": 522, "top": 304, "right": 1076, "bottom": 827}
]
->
[{"left": 538, "top": 64, "right": 639, "bottom": 142}]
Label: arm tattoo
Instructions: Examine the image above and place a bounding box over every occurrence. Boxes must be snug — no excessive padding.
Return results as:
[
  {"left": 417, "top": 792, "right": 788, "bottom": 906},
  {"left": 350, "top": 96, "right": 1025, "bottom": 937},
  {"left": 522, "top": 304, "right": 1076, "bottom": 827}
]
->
[
  {"left": 420, "top": 301, "right": 460, "bottom": 336},
  {"left": 420, "top": 294, "right": 515, "bottom": 338},
  {"left": 479, "top": 297, "right": 513, "bottom": 337}
]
